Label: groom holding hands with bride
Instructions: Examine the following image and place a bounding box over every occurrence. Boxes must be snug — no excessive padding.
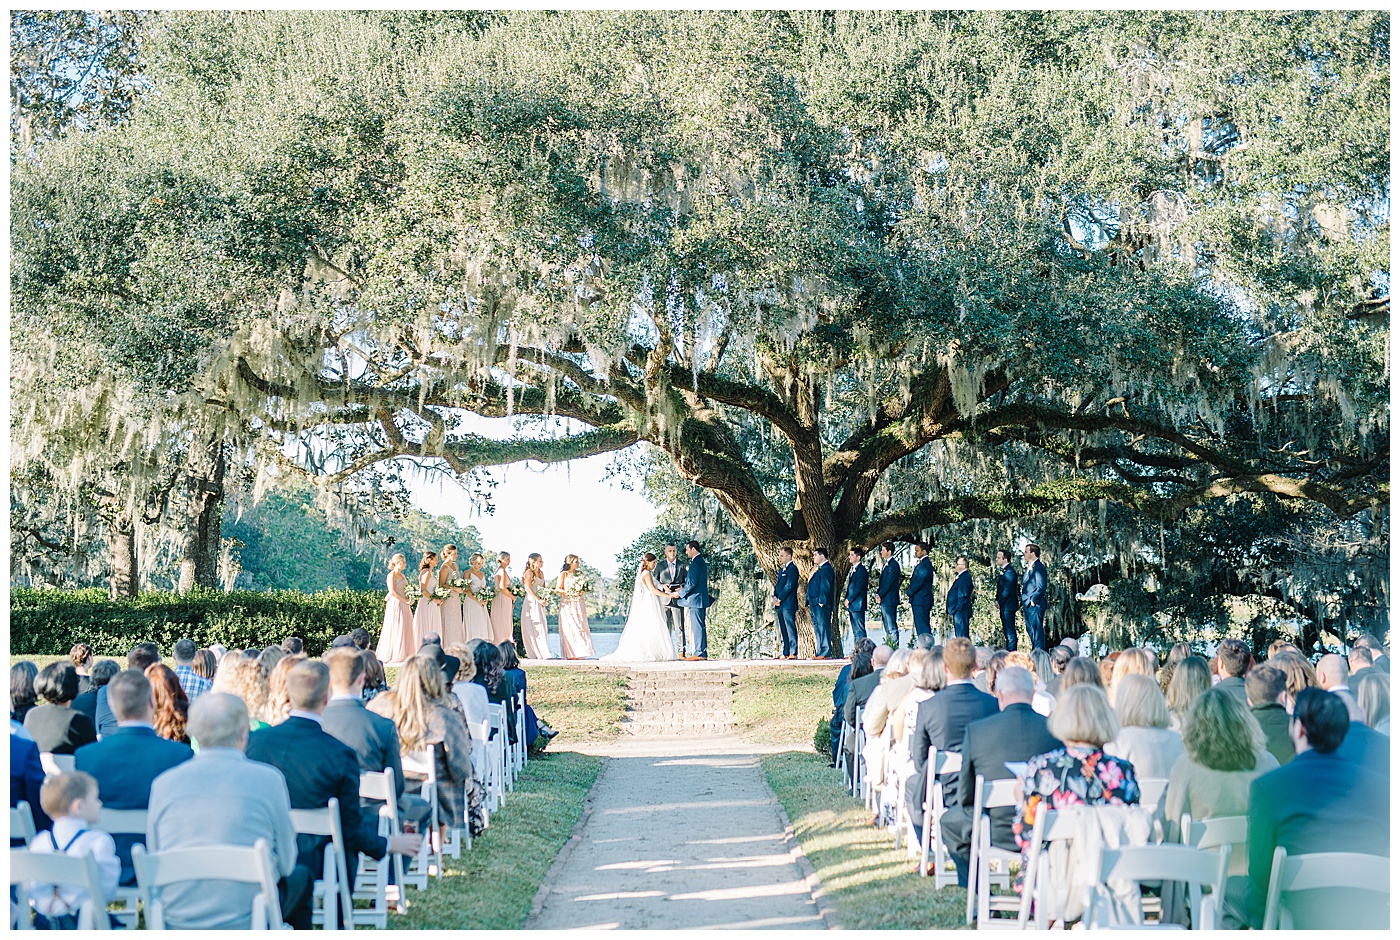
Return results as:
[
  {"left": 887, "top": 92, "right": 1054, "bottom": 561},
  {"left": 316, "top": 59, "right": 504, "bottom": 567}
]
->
[{"left": 604, "top": 541, "right": 714, "bottom": 663}]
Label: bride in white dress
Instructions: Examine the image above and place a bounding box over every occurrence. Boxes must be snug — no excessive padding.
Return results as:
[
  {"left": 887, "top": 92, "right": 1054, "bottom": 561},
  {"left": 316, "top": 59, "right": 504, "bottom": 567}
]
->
[{"left": 604, "top": 553, "right": 677, "bottom": 662}]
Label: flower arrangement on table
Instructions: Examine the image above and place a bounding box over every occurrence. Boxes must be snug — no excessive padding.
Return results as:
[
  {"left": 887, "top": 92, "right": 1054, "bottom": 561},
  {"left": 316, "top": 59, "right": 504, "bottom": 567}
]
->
[{"left": 557, "top": 574, "right": 592, "bottom": 598}]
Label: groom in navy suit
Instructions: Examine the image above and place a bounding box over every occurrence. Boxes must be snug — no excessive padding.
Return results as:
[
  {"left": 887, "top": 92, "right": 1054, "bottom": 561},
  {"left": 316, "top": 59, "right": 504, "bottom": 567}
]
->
[
  {"left": 806, "top": 547, "right": 835, "bottom": 659},
  {"left": 906, "top": 541, "right": 935, "bottom": 639},
  {"left": 876, "top": 542, "right": 902, "bottom": 640},
  {"left": 772, "top": 546, "right": 800, "bottom": 659},
  {"left": 844, "top": 547, "right": 869, "bottom": 642},
  {"left": 674, "top": 541, "right": 714, "bottom": 660}
]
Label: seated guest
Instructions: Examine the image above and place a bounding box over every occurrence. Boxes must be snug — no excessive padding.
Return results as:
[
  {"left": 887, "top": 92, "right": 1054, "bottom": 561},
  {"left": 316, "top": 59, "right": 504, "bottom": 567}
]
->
[
  {"left": 888, "top": 648, "right": 931, "bottom": 745},
  {"left": 1109, "top": 647, "right": 1155, "bottom": 700},
  {"left": 843, "top": 646, "right": 890, "bottom": 766},
  {"left": 982, "top": 651, "right": 1009, "bottom": 700},
  {"left": 264, "top": 653, "right": 307, "bottom": 725},
  {"left": 351, "top": 628, "right": 372, "bottom": 651},
  {"left": 170, "top": 638, "right": 213, "bottom": 702},
  {"left": 471, "top": 640, "right": 520, "bottom": 748},
  {"left": 259, "top": 645, "right": 286, "bottom": 675},
  {"left": 370, "top": 655, "right": 486, "bottom": 836},
  {"left": 1351, "top": 633, "right": 1389, "bottom": 673},
  {"left": 330, "top": 634, "right": 357, "bottom": 650},
  {"left": 11, "top": 660, "right": 39, "bottom": 723},
  {"left": 1332, "top": 691, "right": 1390, "bottom": 775},
  {"left": 1235, "top": 687, "right": 1389, "bottom": 929},
  {"left": 206, "top": 643, "right": 228, "bottom": 662},
  {"left": 71, "top": 659, "right": 119, "bottom": 725},
  {"left": 319, "top": 649, "right": 431, "bottom": 826},
  {"left": 246, "top": 660, "right": 421, "bottom": 927},
  {"left": 905, "top": 637, "right": 998, "bottom": 855},
  {"left": 25, "top": 771, "right": 119, "bottom": 927},
  {"left": 280, "top": 636, "right": 304, "bottom": 655},
  {"left": 24, "top": 663, "right": 98, "bottom": 754},
  {"left": 1013, "top": 684, "right": 1140, "bottom": 858},
  {"left": 1316, "top": 653, "right": 1357, "bottom": 709},
  {"left": 1245, "top": 665, "right": 1295, "bottom": 766},
  {"left": 96, "top": 643, "right": 161, "bottom": 736},
  {"left": 1346, "top": 645, "right": 1377, "bottom": 695},
  {"left": 863, "top": 648, "right": 915, "bottom": 740},
  {"left": 1164, "top": 687, "right": 1279, "bottom": 869},
  {"left": 146, "top": 693, "right": 309, "bottom": 930},
  {"left": 1157, "top": 641, "right": 1193, "bottom": 695},
  {"left": 361, "top": 652, "right": 389, "bottom": 702},
  {"left": 1098, "top": 651, "right": 1120, "bottom": 689},
  {"left": 1356, "top": 671, "right": 1390, "bottom": 735},
  {"left": 1166, "top": 655, "right": 1211, "bottom": 731},
  {"left": 1046, "top": 643, "right": 1074, "bottom": 697},
  {"left": 11, "top": 721, "right": 52, "bottom": 839},
  {"left": 69, "top": 644, "right": 95, "bottom": 694},
  {"left": 1007, "top": 650, "right": 1054, "bottom": 715},
  {"left": 449, "top": 644, "right": 490, "bottom": 727},
  {"left": 1213, "top": 639, "right": 1252, "bottom": 706},
  {"left": 191, "top": 648, "right": 217, "bottom": 682},
  {"left": 419, "top": 632, "right": 461, "bottom": 688},
  {"left": 1105, "top": 674, "right": 1183, "bottom": 779},
  {"left": 940, "top": 666, "right": 1060, "bottom": 886},
  {"left": 144, "top": 664, "right": 191, "bottom": 744},
  {"left": 1269, "top": 649, "right": 1320, "bottom": 712},
  {"left": 831, "top": 639, "right": 877, "bottom": 765},
  {"left": 1059, "top": 656, "right": 1104, "bottom": 692},
  {"left": 971, "top": 646, "right": 994, "bottom": 693},
  {"left": 499, "top": 641, "right": 555, "bottom": 748},
  {"left": 212, "top": 657, "right": 271, "bottom": 730},
  {"left": 74, "top": 669, "right": 194, "bottom": 885}
]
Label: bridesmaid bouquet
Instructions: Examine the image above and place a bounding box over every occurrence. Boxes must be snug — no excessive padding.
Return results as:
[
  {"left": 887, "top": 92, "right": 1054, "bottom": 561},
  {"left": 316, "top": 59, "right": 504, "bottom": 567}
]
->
[
  {"left": 431, "top": 587, "right": 453, "bottom": 602},
  {"left": 473, "top": 586, "right": 497, "bottom": 604},
  {"left": 448, "top": 577, "right": 472, "bottom": 591},
  {"left": 508, "top": 577, "right": 525, "bottom": 596},
  {"left": 559, "top": 574, "right": 592, "bottom": 598},
  {"left": 406, "top": 586, "right": 423, "bottom": 603}
]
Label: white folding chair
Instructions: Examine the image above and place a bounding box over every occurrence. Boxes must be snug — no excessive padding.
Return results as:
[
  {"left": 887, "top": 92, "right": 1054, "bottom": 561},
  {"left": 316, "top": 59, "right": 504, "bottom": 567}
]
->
[
  {"left": 95, "top": 807, "right": 148, "bottom": 928},
  {"left": 835, "top": 721, "right": 850, "bottom": 780},
  {"left": 1017, "top": 805, "right": 1078, "bottom": 929},
  {"left": 289, "top": 798, "right": 355, "bottom": 930},
  {"left": 131, "top": 838, "right": 284, "bottom": 929},
  {"left": 1138, "top": 777, "right": 1170, "bottom": 821},
  {"left": 357, "top": 770, "right": 407, "bottom": 925},
  {"left": 39, "top": 752, "right": 75, "bottom": 777},
  {"left": 852, "top": 705, "right": 867, "bottom": 800},
  {"left": 11, "top": 801, "right": 37, "bottom": 846},
  {"left": 512, "top": 691, "right": 528, "bottom": 774},
  {"left": 966, "top": 776, "right": 1021, "bottom": 927},
  {"left": 467, "top": 718, "right": 495, "bottom": 823},
  {"left": 9, "top": 846, "right": 112, "bottom": 929},
  {"left": 1096, "top": 843, "right": 1231, "bottom": 929},
  {"left": 487, "top": 704, "right": 510, "bottom": 802},
  {"left": 917, "top": 747, "right": 962, "bottom": 887},
  {"left": 1182, "top": 813, "right": 1247, "bottom": 875},
  {"left": 400, "top": 749, "right": 451, "bottom": 879},
  {"left": 1262, "top": 848, "right": 1390, "bottom": 930}
]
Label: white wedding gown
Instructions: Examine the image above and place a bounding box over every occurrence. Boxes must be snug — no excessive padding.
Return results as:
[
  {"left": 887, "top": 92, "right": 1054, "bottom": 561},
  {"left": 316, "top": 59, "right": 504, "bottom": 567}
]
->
[{"left": 604, "top": 567, "right": 677, "bottom": 662}]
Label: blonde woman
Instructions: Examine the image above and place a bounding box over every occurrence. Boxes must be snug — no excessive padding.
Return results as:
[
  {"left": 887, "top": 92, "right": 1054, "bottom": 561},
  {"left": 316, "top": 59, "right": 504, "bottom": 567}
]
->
[
  {"left": 213, "top": 657, "right": 271, "bottom": 731},
  {"left": 555, "top": 554, "right": 596, "bottom": 659},
  {"left": 1166, "top": 656, "right": 1212, "bottom": 731},
  {"left": 376, "top": 553, "right": 417, "bottom": 665},
  {"left": 264, "top": 653, "right": 306, "bottom": 726},
  {"left": 1110, "top": 647, "right": 1155, "bottom": 702},
  {"left": 369, "top": 655, "right": 485, "bottom": 836},
  {"left": 460, "top": 551, "right": 493, "bottom": 644},
  {"left": 413, "top": 551, "right": 443, "bottom": 644},
  {"left": 519, "top": 554, "right": 553, "bottom": 660},
  {"left": 1007, "top": 650, "right": 1054, "bottom": 715},
  {"left": 438, "top": 545, "right": 469, "bottom": 647},
  {"left": 1105, "top": 674, "right": 1184, "bottom": 778},
  {"left": 490, "top": 551, "right": 517, "bottom": 644}
]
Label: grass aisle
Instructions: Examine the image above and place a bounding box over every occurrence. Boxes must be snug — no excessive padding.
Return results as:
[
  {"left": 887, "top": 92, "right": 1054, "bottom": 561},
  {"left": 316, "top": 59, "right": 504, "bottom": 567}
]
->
[
  {"left": 400, "top": 750, "right": 603, "bottom": 929},
  {"left": 761, "top": 751, "right": 968, "bottom": 930},
  {"left": 731, "top": 666, "right": 840, "bottom": 746}
]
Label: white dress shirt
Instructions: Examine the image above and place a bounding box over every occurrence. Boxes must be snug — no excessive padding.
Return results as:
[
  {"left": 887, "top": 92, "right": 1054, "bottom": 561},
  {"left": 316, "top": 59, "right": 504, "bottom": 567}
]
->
[{"left": 27, "top": 816, "right": 121, "bottom": 917}]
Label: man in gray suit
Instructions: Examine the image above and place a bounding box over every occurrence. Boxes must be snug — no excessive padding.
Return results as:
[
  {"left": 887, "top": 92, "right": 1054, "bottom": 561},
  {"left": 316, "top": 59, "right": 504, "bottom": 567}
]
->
[
  {"left": 146, "top": 692, "right": 310, "bottom": 929},
  {"left": 656, "top": 543, "right": 689, "bottom": 656}
]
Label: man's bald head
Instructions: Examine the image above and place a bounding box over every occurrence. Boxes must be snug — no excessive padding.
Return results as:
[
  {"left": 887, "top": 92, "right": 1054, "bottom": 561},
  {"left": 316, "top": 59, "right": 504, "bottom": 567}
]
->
[
  {"left": 1316, "top": 654, "right": 1349, "bottom": 690},
  {"left": 872, "top": 646, "right": 892, "bottom": 668}
]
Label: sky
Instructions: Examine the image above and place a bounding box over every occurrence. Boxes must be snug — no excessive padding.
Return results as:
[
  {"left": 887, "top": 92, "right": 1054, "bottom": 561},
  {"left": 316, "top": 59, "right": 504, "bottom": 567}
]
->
[{"left": 406, "top": 419, "right": 657, "bottom": 578}]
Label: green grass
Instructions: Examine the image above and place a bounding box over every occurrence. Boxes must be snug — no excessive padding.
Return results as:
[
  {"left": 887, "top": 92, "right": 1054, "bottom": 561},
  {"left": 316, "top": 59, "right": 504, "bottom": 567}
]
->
[
  {"left": 761, "top": 750, "right": 969, "bottom": 930},
  {"left": 399, "top": 750, "right": 603, "bottom": 929},
  {"left": 526, "top": 666, "right": 628, "bottom": 743},
  {"left": 731, "top": 666, "right": 841, "bottom": 747}
]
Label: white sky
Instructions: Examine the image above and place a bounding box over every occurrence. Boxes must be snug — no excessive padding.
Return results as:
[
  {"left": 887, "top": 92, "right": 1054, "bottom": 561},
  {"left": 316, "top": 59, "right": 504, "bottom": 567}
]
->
[{"left": 406, "top": 417, "right": 657, "bottom": 578}]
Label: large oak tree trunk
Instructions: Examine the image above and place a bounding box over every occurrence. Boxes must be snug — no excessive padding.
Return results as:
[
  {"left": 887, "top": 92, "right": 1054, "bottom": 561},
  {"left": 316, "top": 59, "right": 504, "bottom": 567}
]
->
[
  {"left": 176, "top": 436, "right": 226, "bottom": 594},
  {"left": 108, "top": 510, "right": 138, "bottom": 600}
]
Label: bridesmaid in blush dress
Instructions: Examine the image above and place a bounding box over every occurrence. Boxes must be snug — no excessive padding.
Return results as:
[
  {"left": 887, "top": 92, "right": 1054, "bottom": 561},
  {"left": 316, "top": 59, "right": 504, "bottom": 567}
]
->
[
  {"left": 519, "top": 553, "right": 553, "bottom": 660},
  {"left": 413, "top": 551, "right": 442, "bottom": 645},
  {"left": 490, "top": 551, "right": 518, "bottom": 644},
  {"left": 555, "top": 553, "right": 596, "bottom": 660},
  {"left": 437, "top": 544, "right": 468, "bottom": 648},
  {"left": 462, "top": 552, "right": 494, "bottom": 643},
  {"left": 376, "top": 554, "right": 418, "bottom": 665}
]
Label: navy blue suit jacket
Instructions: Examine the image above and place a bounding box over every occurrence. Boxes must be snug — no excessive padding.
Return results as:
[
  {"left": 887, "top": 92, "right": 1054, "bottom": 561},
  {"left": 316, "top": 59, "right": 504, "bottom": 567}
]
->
[
  {"left": 676, "top": 554, "right": 713, "bottom": 608},
  {"left": 946, "top": 569, "right": 973, "bottom": 616},
  {"left": 806, "top": 562, "right": 834, "bottom": 610},
  {"left": 94, "top": 686, "right": 118, "bottom": 737},
  {"left": 773, "top": 561, "right": 799, "bottom": 611},
  {"left": 74, "top": 725, "right": 194, "bottom": 881},
  {"left": 1334, "top": 719, "right": 1389, "bottom": 776},
  {"left": 907, "top": 556, "right": 934, "bottom": 606},
  {"left": 1021, "top": 559, "right": 1048, "bottom": 609},
  {"left": 995, "top": 564, "right": 1019, "bottom": 609},
  {"left": 247, "top": 716, "right": 387, "bottom": 868},
  {"left": 877, "top": 559, "right": 902, "bottom": 605},
  {"left": 11, "top": 732, "right": 52, "bottom": 839},
  {"left": 845, "top": 563, "right": 868, "bottom": 613},
  {"left": 907, "top": 683, "right": 999, "bottom": 824}
]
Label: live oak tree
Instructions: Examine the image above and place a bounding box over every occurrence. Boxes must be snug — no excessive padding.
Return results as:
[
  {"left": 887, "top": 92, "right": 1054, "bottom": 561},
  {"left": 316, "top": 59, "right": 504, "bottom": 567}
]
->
[{"left": 12, "top": 12, "right": 1387, "bottom": 650}]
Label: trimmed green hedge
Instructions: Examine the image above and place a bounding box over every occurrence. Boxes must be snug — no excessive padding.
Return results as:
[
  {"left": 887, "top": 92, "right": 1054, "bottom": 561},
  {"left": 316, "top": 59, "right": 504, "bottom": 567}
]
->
[{"left": 9, "top": 588, "right": 384, "bottom": 658}]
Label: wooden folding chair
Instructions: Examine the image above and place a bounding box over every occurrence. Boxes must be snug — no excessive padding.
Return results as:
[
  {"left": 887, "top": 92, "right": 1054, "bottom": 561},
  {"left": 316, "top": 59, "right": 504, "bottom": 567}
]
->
[
  {"left": 357, "top": 770, "right": 407, "bottom": 925},
  {"left": 966, "top": 776, "right": 1020, "bottom": 927},
  {"left": 1262, "top": 848, "right": 1390, "bottom": 930},
  {"left": 95, "top": 807, "right": 148, "bottom": 928},
  {"left": 289, "top": 798, "right": 356, "bottom": 930},
  {"left": 131, "top": 839, "right": 284, "bottom": 929},
  {"left": 9, "top": 846, "right": 112, "bottom": 929},
  {"left": 918, "top": 747, "right": 962, "bottom": 887},
  {"left": 11, "top": 801, "right": 37, "bottom": 846},
  {"left": 39, "top": 752, "right": 75, "bottom": 777},
  {"left": 1096, "top": 843, "right": 1231, "bottom": 928}
]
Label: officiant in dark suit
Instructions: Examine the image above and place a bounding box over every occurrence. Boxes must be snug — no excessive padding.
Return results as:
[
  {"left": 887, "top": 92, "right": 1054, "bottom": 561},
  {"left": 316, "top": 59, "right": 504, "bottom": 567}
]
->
[
  {"left": 674, "top": 541, "right": 713, "bottom": 660},
  {"left": 946, "top": 556, "right": 973, "bottom": 640},
  {"left": 844, "top": 547, "right": 869, "bottom": 643},
  {"left": 906, "top": 541, "right": 934, "bottom": 639},
  {"left": 773, "top": 547, "right": 800, "bottom": 659},
  {"left": 806, "top": 548, "right": 836, "bottom": 659},
  {"left": 657, "top": 543, "right": 690, "bottom": 657},
  {"left": 994, "top": 549, "right": 1019, "bottom": 651},
  {"left": 876, "top": 542, "right": 902, "bottom": 640}
]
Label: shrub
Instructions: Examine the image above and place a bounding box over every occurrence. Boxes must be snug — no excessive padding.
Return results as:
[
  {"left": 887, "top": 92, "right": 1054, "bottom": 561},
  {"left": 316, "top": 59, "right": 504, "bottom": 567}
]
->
[
  {"left": 814, "top": 716, "right": 832, "bottom": 759},
  {"left": 9, "top": 587, "right": 384, "bottom": 658}
]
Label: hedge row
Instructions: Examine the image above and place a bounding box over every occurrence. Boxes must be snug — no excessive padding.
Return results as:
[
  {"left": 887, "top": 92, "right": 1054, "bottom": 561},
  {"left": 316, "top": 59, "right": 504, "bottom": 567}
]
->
[{"left": 9, "top": 588, "right": 385, "bottom": 658}]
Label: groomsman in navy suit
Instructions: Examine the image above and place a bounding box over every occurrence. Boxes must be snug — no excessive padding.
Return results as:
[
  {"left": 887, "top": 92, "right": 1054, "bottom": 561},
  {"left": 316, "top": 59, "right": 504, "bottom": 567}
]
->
[
  {"left": 772, "top": 546, "right": 800, "bottom": 659},
  {"left": 876, "top": 542, "right": 902, "bottom": 640},
  {"left": 995, "top": 549, "right": 1020, "bottom": 650},
  {"left": 806, "top": 547, "right": 836, "bottom": 659},
  {"left": 906, "top": 541, "right": 935, "bottom": 639},
  {"left": 1021, "top": 543, "right": 1049, "bottom": 650},
  {"left": 844, "top": 547, "right": 869, "bottom": 642},
  {"left": 946, "top": 555, "right": 974, "bottom": 639}
]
